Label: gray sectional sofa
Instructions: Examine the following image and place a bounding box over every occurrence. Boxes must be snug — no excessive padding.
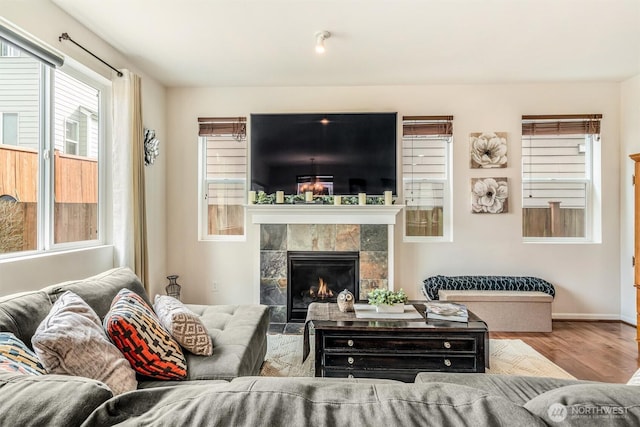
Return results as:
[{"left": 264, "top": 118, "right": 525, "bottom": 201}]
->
[{"left": 1, "top": 268, "right": 639, "bottom": 426}]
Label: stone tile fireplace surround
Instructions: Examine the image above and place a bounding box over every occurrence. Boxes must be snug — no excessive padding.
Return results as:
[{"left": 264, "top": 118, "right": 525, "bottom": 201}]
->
[
  {"left": 260, "top": 223, "right": 388, "bottom": 323},
  {"left": 251, "top": 204, "right": 403, "bottom": 323}
]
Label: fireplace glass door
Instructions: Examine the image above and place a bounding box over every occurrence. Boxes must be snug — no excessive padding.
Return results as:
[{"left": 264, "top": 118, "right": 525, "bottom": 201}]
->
[{"left": 287, "top": 251, "right": 358, "bottom": 322}]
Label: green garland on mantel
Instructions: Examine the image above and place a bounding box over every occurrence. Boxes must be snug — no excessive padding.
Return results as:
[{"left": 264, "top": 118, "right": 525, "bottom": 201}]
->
[{"left": 254, "top": 192, "right": 394, "bottom": 205}]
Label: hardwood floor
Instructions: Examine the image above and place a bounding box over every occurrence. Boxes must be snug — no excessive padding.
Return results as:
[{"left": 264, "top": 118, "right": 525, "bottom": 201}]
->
[{"left": 491, "top": 321, "right": 639, "bottom": 383}]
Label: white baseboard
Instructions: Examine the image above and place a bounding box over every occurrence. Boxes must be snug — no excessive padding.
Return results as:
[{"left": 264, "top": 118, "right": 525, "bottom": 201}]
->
[
  {"left": 620, "top": 314, "right": 637, "bottom": 326},
  {"left": 552, "top": 313, "right": 621, "bottom": 321}
]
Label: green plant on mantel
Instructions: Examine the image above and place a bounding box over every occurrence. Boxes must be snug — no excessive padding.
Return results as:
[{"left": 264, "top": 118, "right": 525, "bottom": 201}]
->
[
  {"left": 367, "top": 288, "right": 408, "bottom": 306},
  {"left": 254, "top": 192, "right": 390, "bottom": 205}
]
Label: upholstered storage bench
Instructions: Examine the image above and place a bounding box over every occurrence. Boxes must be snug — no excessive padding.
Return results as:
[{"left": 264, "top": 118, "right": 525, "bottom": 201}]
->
[
  {"left": 422, "top": 276, "right": 555, "bottom": 332},
  {"left": 438, "top": 290, "right": 553, "bottom": 332}
]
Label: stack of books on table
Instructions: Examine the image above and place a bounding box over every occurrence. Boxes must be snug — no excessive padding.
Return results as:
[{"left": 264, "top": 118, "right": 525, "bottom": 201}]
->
[{"left": 425, "top": 302, "right": 469, "bottom": 323}]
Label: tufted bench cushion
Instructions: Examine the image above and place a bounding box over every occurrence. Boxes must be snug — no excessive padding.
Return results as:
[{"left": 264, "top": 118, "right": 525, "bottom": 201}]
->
[
  {"left": 183, "top": 304, "right": 269, "bottom": 381},
  {"left": 422, "top": 275, "right": 555, "bottom": 301}
]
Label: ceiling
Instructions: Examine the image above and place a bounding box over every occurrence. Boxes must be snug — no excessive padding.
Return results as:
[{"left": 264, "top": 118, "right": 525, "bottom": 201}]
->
[{"left": 52, "top": 0, "right": 640, "bottom": 88}]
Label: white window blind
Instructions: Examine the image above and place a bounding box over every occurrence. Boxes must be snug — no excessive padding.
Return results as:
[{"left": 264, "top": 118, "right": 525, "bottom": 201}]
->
[{"left": 522, "top": 135, "right": 588, "bottom": 209}]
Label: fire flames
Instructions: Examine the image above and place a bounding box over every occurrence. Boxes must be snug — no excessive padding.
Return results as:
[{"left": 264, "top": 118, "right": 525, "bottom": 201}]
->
[{"left": 309, "top": 277, "right": 334, "bottom": 299}]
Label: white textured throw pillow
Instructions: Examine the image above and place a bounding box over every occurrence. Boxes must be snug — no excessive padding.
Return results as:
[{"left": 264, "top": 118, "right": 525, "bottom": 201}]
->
[
  {"left": 154, "top": 295, "right": 213, "bottom": 356},
  {"left": 31, "top": 291, "right": 137, "bottom": 395}
]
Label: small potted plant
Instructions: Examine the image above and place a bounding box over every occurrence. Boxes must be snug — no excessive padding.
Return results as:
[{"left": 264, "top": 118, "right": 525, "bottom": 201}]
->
[{"left": 367, "top": 288, "right": 408, "bottom": 313}]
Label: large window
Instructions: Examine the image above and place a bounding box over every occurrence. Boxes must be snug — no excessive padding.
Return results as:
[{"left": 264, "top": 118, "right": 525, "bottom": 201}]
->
[
  {"left": 402, "top": 116, "right": 453, "bottom": 241},
  {"left": 521, "top": 114, "right": 601, "bottom": 240},
  {"left": 0, "top": 28, "right": 105, "bottom": 256},
  {"left": 198, "top": 117, "right": 247, "bottom": 240}
]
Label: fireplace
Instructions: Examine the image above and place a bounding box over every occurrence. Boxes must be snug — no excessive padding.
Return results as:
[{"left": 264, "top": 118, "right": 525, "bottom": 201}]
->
[{"left": 287, "top": 251, "right": 359, "bottom": 322}]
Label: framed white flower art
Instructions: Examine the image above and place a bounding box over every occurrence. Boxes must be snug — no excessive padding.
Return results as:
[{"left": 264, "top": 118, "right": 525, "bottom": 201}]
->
[
  {"left": 470, "top": 132, "right": 507, "bottom": 168},
  {"left": 471, "top": 177, "right": 508, "bottom": 214}
]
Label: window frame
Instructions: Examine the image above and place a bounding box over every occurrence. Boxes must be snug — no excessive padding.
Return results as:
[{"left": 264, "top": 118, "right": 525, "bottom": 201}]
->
[
  {"left": 0, "top": 57, "right": 109, "bottom": 259},
  {"left": 401, "top": 116, "right": 453, "bottom": 242},
  {"left": 198, "top": 122, "right": 248, "bottom": 242},
  {"left": 64, "top": 118, "right": 80, "bottom": 155},
  {"left": 521, "top": 116, "right": 600, "bottom": 243}
]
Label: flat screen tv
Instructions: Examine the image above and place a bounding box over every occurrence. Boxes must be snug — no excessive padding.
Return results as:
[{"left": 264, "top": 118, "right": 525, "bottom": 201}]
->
[{"left": 250, "top": 112, "right": 397, "bottom": 196}]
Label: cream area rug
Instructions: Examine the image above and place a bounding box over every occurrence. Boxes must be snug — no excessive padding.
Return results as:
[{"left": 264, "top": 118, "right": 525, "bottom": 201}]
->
[{"left": 259, "top": 334, "right": 575, "bottom": 379}]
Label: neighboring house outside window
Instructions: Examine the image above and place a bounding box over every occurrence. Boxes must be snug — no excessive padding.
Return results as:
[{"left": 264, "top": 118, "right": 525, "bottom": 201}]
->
[
  {"left": 65, "top": 119, "right": 79, "bottom": 155},
  {"left": 521, "top": 114, "right": 602, "bottom": 241},
  {"left": 0, "top": 41, "right": 19, "bottom": 57},
  {"left": 198, "top": 117, "right": 247, "bottom": 241},
  {"left": 0, "top": 32, "right": 106, "bottom": 256},
  {"left": 0, "top": 112, "right": 18, "bottom": 145},
  {"left": 402, "top": 116, "right": 453, "bottom": 241}
]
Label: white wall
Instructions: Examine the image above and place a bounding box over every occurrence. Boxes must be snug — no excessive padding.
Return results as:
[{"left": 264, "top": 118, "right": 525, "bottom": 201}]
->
[
  {"left": 0, "top": 3, "right": 167, "bottom": 295},
  {"left": 167, "top": 83, "right": 621, "bottom": 319},
  {"left": 620, "top": 74, "right": 640, "bottom": 325}
]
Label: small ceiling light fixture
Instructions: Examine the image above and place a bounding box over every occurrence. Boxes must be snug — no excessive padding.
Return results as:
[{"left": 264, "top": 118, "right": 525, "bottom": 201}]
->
[{"left": 315, "top": 31, "right": 331, "bottom": 54}]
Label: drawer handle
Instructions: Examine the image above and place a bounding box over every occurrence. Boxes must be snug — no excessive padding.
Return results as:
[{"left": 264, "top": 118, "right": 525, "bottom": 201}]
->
[
  {"left": 443, "top": 341, "right": 451, "bottom": 349},
  {"left": 347, "top": 340, "right": 354, "bottom": 347},
  {"left": 444, "top": 359, "right": 452, "bottom": 367},
  {"left": 348, "top": 357, "right": 355, "bottom": 365},
  {"left": 347, "top": 374, "right": 354, "bottom": 379}
]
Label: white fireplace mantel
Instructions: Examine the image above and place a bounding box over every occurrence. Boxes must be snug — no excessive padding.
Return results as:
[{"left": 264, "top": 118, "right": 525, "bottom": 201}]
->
[{"left": 247, "top": 204, "right": 404, "bottom": 225}]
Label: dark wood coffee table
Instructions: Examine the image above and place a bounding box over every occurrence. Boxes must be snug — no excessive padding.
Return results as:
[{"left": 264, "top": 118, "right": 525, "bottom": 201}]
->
[{"left": 305, "top": 302, "right": 489, "bottom": 382}]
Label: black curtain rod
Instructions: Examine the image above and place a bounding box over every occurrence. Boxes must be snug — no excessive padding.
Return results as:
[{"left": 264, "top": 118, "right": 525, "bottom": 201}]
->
[{"left": 58, "top": 32, "right": 123, "bottom": 77}]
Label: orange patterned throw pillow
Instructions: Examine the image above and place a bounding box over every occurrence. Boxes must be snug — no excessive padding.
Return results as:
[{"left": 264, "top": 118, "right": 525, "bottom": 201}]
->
[{"left": 104, "top": 289, "right": 187, "bottom": 380}]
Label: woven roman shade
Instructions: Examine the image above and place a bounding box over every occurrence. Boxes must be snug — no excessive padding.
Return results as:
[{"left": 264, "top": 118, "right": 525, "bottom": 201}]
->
[
  {"left": 522, "top": 114, "right": 602, "bottom": 136},
  {"left": 403, "top": 116, "right": 453, "bottom": 136},
  {"left": 198, "top": 117, "right": 246, "bottom": 138}
]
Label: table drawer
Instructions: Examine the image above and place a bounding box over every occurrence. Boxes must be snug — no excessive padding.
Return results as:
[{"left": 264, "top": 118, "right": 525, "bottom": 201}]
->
[
  {"left": 322, "top": 368, "right": 419, "bottom": 383},
  {"left": 323, "top": 335, "right": 476, "bottom": 352},
  {"left": 323, "top": 353, "right": 477, "bottom": 371}
]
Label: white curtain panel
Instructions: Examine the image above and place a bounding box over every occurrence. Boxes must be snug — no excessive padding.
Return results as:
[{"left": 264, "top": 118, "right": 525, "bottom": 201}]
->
[{"left": 112, "top": 70, "right": 147, "bottom": 287}]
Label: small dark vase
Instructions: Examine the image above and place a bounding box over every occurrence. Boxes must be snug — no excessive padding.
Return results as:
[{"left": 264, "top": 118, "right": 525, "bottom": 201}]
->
[{"left": 165, "top": 275, "right": 181, "bottom": 301}]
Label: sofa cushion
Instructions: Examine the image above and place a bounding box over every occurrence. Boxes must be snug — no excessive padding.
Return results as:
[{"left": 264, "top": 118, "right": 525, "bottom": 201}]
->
[
  {"left": 0, "top": 332, "right": 46, "bottom": 375},
  {"left": 0, "top": 372, "right": 112, "bottom": 427},
  {"left": 104, "top": 289, "right": 187, "bottom": 380},
  {"left": 525, "top": 383, "right": 640, "bottom": 426},
  {"left": 181, "top": 304, "right": 269, "bottom": 381},
  {"left": 31, "top": 291, "right": 137, "bottom": 395},
  {"left": 83, "top": 377, "right": 546, "bottom": 426},
  {"left": 153, "top": 295, "right": 213, "bottom": 356}
]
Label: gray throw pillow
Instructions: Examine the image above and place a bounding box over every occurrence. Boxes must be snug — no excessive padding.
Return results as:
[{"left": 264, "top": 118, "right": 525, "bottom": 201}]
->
[
  {"left": 31, "top": 291, "right": 137, "bottom": 395},
  {"left": 154, "top": 295, "right": 213, "bottom": 356}
]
